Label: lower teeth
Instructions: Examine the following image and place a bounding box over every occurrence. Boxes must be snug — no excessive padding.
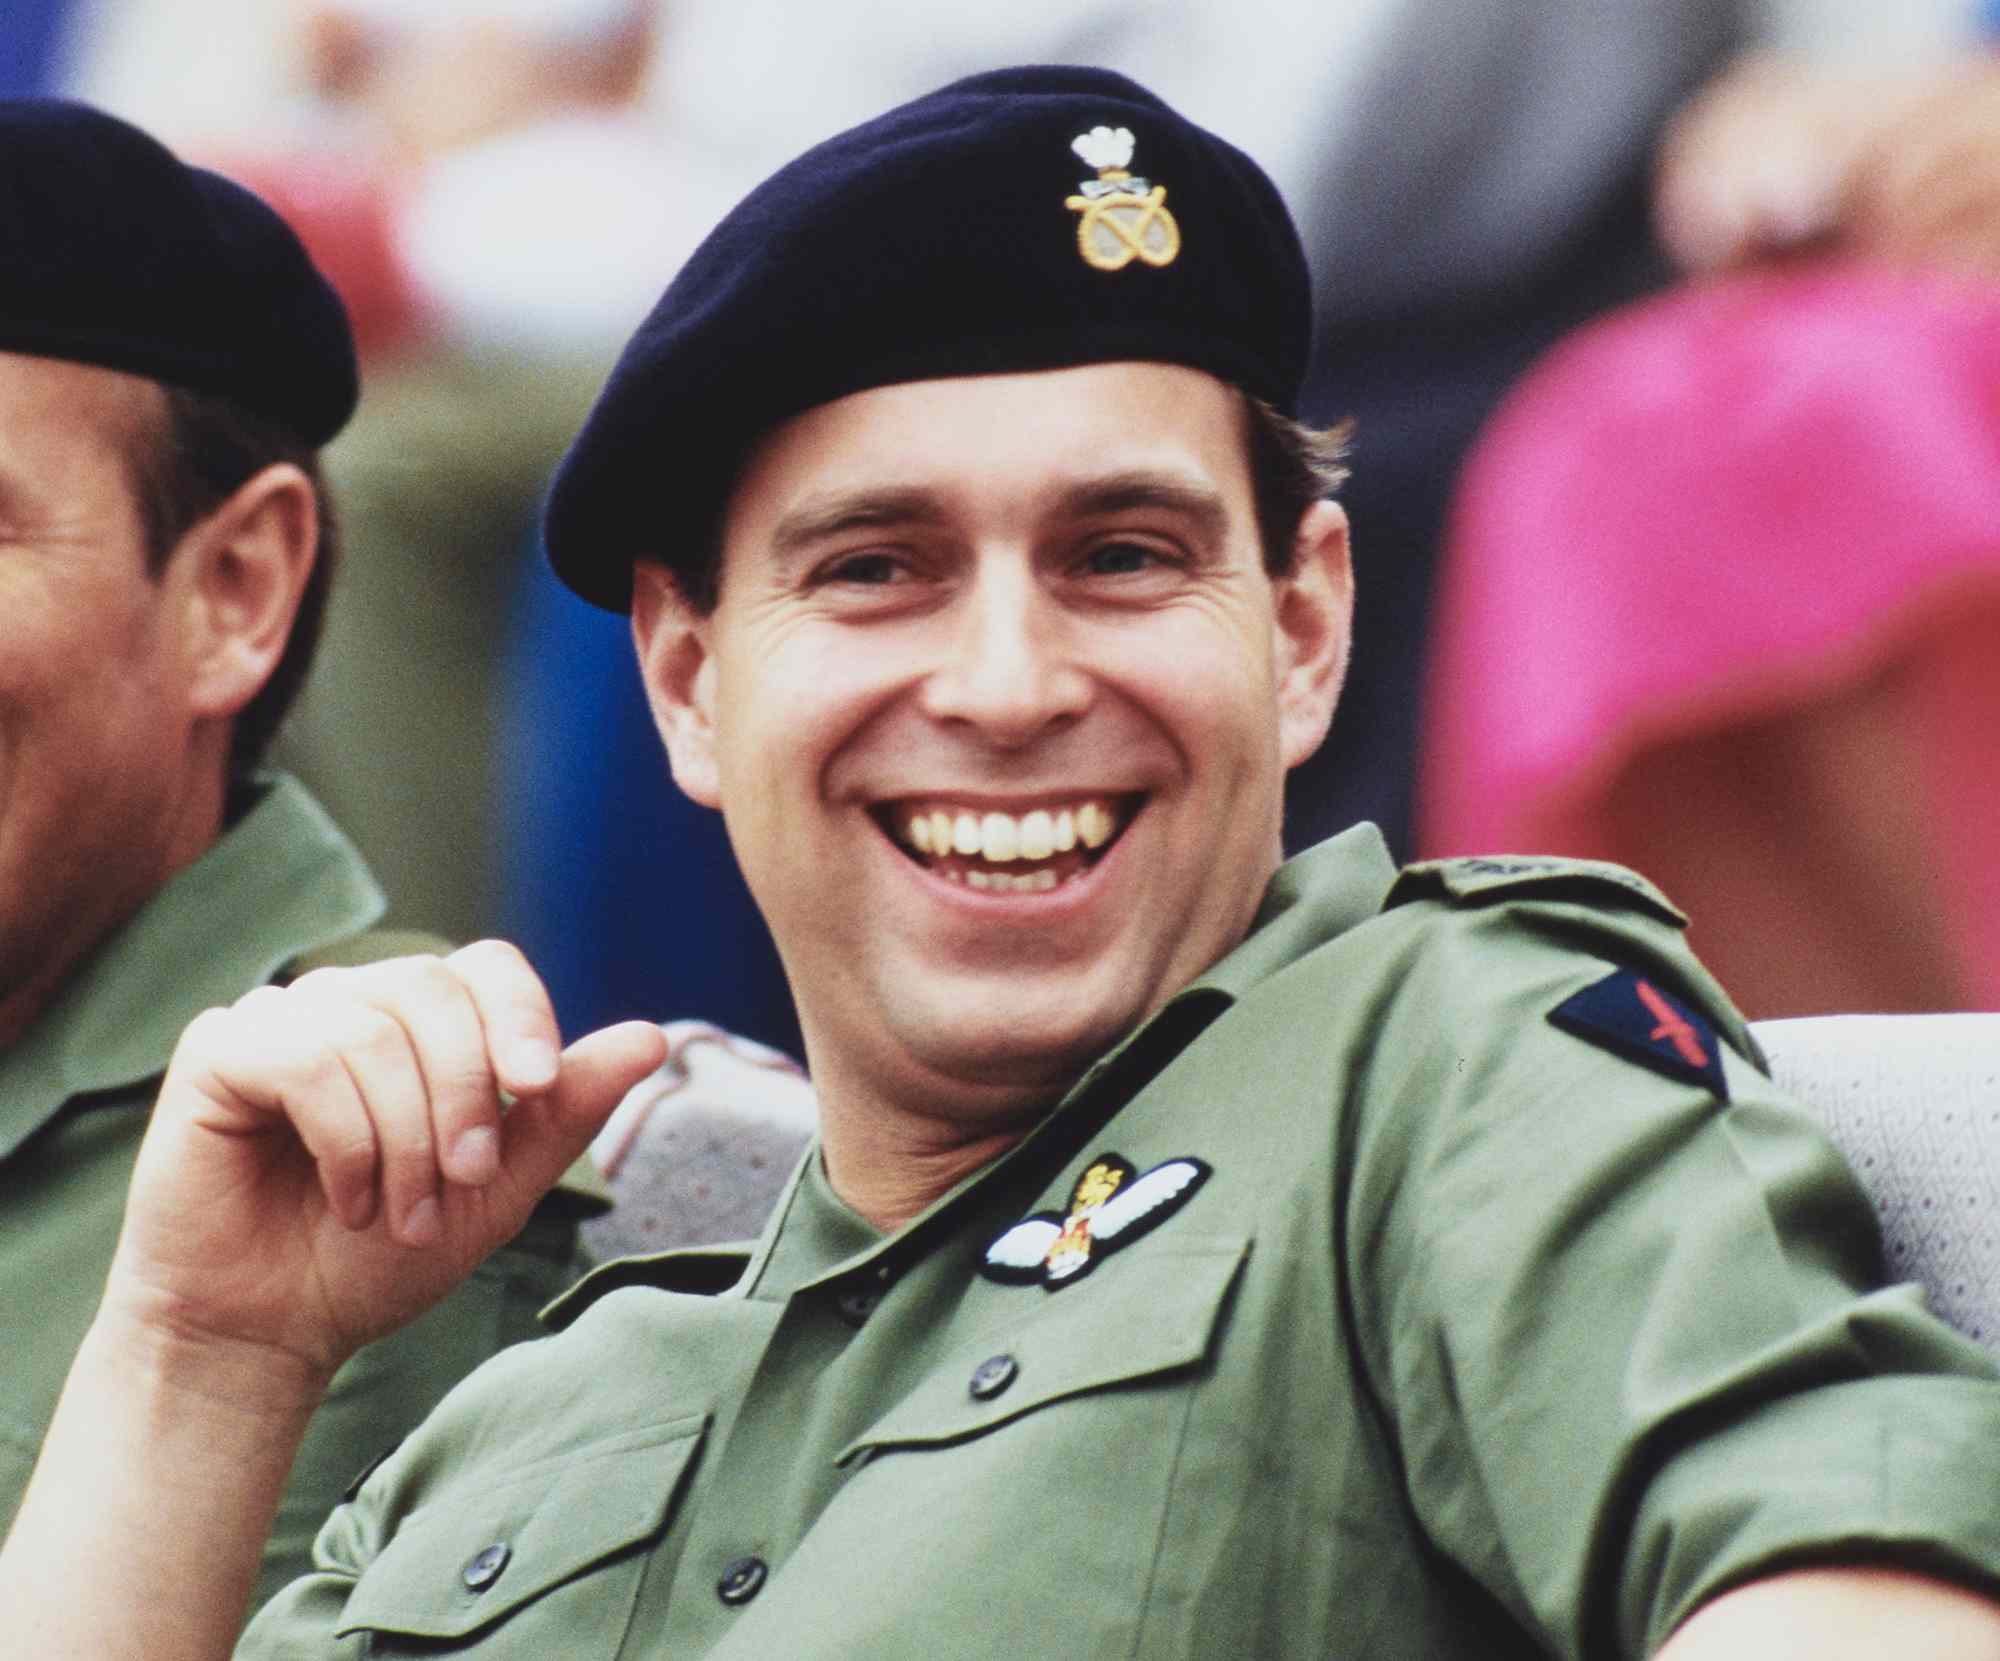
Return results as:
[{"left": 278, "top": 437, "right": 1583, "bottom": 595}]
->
[{"left": 957, "top": 868, "right": 1060, "bottom": 892}]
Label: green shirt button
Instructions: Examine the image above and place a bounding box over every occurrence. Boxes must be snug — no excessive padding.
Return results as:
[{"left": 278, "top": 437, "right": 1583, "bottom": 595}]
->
[
  {"left": 462, "top": 1543, "right": 510, "bottom": 1592},
  {"left": 834, "top": 1286, "right": 880, "bottom": 1327},
  {"left": 717, "top": 1555, "right": 768, "bottom": 1606},
  {"left": 969, "top": 1354, "right": 1018, "bottom": 1400}
]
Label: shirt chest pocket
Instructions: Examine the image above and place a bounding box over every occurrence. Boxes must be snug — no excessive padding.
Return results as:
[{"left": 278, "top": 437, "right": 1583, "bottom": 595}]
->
[
  {"left": 335, "top": 1413, "right": 705, "bottom": 1653},
  {"left": 758, "top": 1240, "right": 1248, "bottom": 1654}
]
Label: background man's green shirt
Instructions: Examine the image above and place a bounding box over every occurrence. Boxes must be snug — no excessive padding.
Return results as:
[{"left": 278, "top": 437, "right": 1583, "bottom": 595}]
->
[
  {"left": 246, "top": 825, "right": 2000, "bottom": 1658},
  {"left": 0, "top": 776, "right": 597, "bottom": 1615}
]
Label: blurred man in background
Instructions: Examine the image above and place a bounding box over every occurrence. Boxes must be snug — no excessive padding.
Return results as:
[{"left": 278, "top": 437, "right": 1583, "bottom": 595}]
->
[{"left": 0, "top": 98, "right": 602, "bottom": 1616}]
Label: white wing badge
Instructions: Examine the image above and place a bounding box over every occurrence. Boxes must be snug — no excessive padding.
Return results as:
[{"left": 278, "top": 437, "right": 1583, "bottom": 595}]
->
[{"left": 982, "top": 1153, "right": 1211, "bottom": 1290}]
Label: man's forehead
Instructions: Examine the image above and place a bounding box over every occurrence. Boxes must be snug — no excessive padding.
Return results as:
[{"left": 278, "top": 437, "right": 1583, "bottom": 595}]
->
[
  {"left": 0, "top": 350, "right": 165, "bottom": 460},
  {"left": 725, "top": 362, "right": 1255, "bottom": 526}
]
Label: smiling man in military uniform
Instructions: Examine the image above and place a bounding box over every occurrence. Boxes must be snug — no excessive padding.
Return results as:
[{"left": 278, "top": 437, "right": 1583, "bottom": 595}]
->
[
  {"left": 8, "top": 67, "right": 2000, "bottom": 1660},
  {"left": 0, "top": 98, "right": 603, "bottom": 1619}
]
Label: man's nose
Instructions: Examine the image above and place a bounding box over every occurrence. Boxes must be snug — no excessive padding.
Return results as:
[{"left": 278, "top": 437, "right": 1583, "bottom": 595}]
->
[{"left": 916, "top": 560, "right": 1092, "bottom": 746}]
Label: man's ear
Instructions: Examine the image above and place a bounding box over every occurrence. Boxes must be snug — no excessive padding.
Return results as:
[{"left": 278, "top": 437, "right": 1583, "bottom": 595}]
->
[
  {"left": 1272, "top": 498, "right": 1354, "bottom": 772},
  {"left": 178, "top": 462, "right": 318, "bottom": 723},
  {"left": 630, "top": 560, "right": 722, "bottom": 808}
]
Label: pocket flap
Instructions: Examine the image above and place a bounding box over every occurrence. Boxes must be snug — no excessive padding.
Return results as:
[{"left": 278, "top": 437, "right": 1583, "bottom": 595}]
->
[
  {"left": 837, "top": 1239, "right": 1246, "bottom": 1464},
  {"left": 336, "top": 1413, "right": 706, "bottom": 1640}
]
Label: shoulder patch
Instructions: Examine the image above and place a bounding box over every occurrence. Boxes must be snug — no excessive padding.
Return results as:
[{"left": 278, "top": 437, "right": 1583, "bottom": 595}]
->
[
  {"left": 1549, "top": 969, "right": 1729, "bottom": 1101},
  {"left": 1387, "top": 856, "right": 1686, "bottom": 926}
]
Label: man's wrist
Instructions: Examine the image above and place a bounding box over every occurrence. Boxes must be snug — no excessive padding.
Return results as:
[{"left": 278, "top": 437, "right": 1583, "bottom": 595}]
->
[{"left": 77, "top": 1295, "right": 335, "bottom": 1430}]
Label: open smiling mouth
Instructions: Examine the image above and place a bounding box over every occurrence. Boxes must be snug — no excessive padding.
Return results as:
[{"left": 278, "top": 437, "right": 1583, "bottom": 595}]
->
[{"left": 877, "top": 798, "right": 1138, "bottom": 893}]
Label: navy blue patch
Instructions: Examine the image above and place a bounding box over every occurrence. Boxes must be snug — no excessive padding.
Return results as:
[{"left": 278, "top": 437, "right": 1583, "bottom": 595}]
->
[{"left": 1548, "top": 970, "right": 1730, "bottom": 1101}]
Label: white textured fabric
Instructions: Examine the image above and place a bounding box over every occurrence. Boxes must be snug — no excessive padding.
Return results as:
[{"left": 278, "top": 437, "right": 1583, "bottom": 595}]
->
[
  {"left": 1755, "top": 1014, "right": 2000, "bottom": 1351},
  {"left": 582, "top": 1021, "right": 817, "bottom": 1260}
]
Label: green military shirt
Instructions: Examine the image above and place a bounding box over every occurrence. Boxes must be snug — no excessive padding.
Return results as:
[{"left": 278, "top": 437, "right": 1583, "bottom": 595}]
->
[
  {"left": 0, "top": 775, "right": 600, "bottom": 1616},
  {"left": 243, "top": 825, "right": 2000, "bottom": 1658}
]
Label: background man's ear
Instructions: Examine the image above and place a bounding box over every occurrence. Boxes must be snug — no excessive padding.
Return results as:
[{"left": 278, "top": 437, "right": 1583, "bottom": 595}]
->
[
  {"left": 1273, "top": 498, "right": 1354, "bottom": 773},
  {"left": 180, "top": 462, "right": 318, "bottom": 723},
  {"left": 630, "top": 560, "right": 721, "bottom": 807}
]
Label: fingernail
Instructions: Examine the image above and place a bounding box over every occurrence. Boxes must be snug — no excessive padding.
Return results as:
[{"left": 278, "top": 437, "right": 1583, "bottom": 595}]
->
[
  {"left": 450, "top": 1126, "right": 500, "bottom": 1185},
  {"left": 403, "top": 1194, "right": 442, "bottom": 1246},
  {"left": 510, "top": 1039, "right": 559, "bottom": 1089}
]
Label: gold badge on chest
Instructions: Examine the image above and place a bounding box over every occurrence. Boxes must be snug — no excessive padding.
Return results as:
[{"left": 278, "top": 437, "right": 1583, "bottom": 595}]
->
[{"left": 982, "top": 1153, "right": 1210, "bottom": 1289}]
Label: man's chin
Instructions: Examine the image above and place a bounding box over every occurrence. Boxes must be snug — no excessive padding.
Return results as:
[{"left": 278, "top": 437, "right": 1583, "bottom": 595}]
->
[{"left": 902, "top": 1002, "right": 1140, "bottom": 1106}]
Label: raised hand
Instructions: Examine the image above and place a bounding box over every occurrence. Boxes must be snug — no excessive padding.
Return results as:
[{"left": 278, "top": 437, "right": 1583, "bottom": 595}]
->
[
  {"left": 0, "top": 944, "right": 665, "bottom": 1659},
  {"left": 108, "top": 939, "right": 667, "bottom": 1384},
  {"left": 1653, "top": 50, "right": 2000, "bottom": 281},
  {"left": 1651, "top": 53, "right": 1909, "bottom": 273}
]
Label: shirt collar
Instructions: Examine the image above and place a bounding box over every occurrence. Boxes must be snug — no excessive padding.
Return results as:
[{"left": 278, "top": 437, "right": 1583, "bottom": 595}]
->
[
  {"left": 743, "top": 823, "right": 1401, "bottom": 1296},
  {"left": 0, "top": 775, "right": 383, "bottom": 1163},
  {"left": 1064, "top": 821, "right": 1400, "bottom": 1094}
]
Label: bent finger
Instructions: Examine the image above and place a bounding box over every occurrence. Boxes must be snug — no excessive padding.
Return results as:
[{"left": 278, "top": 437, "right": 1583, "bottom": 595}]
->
[
  {"left": 352, "top": 955, "right": 508, "bottom": 1191},
  {"left": 315, "top": 1000, "right": 443, "bottom": 1246},
  {"left": 175, "top": 991, "right": 386, "bottom": 1231},
  {"left": 446, "top": 939, "right": 563, "bottom": 1098}
]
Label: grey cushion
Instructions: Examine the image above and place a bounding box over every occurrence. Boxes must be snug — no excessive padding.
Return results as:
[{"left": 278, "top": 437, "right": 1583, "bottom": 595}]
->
[
  {"left": 1756, "top": 1014, "right": 2000, "bottom": 1352},
  {"left": 582, "top": 1021, "right": 817, "bottom": 1261}
]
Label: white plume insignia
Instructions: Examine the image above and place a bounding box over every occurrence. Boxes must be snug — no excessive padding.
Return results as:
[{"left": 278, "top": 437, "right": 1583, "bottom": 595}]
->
[{"left": 1071, "top": 125, "right": 1136, "bottom": 172}]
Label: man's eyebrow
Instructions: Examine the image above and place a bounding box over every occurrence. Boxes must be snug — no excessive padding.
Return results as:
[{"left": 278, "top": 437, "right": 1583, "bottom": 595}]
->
[
  {"left": 768, "top": 489, "right": 951, "bottom": 557},
  {"left": 1056, "top": 471, "right": 1230, "bottom": 543}
]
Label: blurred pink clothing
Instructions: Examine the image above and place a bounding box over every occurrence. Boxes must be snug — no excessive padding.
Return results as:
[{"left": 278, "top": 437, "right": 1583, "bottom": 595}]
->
[{"left": 1421, "top": 263, "right": 2000, "bottom": 1011}]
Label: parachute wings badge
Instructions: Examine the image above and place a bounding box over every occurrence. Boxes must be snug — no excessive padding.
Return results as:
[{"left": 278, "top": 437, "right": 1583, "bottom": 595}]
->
[
  {"left": 982, "top": 1153, "right": 1211, "bottom": 1289},
  {"left": 1065, "top": 126, "right": 1182, "bottom": 273}
]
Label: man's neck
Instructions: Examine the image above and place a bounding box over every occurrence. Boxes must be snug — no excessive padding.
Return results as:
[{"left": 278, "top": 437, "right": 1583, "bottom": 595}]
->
[
  {"left": 797, "top": 1009, "right": 1161, "bottom": 1233},
  {"left": 819, "top": 1112, "right": 1028, "bottom": 1234},
  {"left": 0, "top": 766, "right": 228, "bottom": 1055}
]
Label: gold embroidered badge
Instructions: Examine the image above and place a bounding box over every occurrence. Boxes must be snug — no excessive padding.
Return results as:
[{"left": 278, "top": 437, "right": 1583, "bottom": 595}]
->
[
  {"left": 1065, "top": 125, "right": 1181, "bottom": 273},
  {"left": 982, "top": 1154, "right": 1211, "bottom": 1289}
]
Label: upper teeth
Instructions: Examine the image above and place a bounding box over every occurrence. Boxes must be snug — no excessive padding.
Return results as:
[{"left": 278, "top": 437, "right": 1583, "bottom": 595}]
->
[{"left": 904, "top": 801, "right": 1117, "bottom": 862}]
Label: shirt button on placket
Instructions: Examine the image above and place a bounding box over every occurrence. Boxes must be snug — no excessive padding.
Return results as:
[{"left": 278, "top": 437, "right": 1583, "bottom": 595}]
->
[
  {"left": 834, "top": 1287, "right": 880, "bottom": 1327},
  {"left": 717, "top": 1555, "right": 769, "bottom": 1606}
]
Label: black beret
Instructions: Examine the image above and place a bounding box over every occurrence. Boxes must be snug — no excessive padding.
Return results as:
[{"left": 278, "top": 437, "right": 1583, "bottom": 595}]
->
[
  {"left": 0, "top": 98, "right": 357, "bottom": 445},
  {"left": 545, "top": 64, "right": 1312, "bottom": 611}
]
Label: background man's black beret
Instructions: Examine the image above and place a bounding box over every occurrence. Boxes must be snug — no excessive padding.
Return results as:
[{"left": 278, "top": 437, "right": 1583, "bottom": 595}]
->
[
  {"left": 0, "top": 98, "right": 357, "bottom": 445},
  {"left": 545, "top": 64, "right": 1312, "bottom": 611}
]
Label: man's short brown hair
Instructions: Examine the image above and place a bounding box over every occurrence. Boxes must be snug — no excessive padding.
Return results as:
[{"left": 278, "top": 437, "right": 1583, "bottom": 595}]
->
[
  {"left": 126, "top": 385, "right": 339, "bottom": 778},
  {"left": 1244, "top": 395, "right": 1352, "bottom": 576}
]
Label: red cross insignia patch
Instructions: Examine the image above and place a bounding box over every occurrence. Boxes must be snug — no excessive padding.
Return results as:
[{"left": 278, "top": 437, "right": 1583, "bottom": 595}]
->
[{"left": 1548, "top": 969, "right": 1731, "bottom": 1100}]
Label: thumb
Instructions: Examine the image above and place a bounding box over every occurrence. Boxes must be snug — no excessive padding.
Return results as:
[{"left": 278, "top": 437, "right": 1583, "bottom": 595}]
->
[{"left": 489, "top": 1020, "right": 668, "bottom": 1210}]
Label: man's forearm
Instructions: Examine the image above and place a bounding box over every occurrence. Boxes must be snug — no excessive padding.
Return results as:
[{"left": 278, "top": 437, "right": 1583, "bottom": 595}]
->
[
  {"left": 0, "top": 1308, "right": 326, "bottom": 1661},
  {"left": 1657, "top": 1565, "right": 2000, "bottom": 1658}
]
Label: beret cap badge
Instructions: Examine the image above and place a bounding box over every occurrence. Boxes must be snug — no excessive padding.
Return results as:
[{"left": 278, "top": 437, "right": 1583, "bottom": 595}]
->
[{"left": 1065, "top": 126, "right": 1181, "bottom": 273}]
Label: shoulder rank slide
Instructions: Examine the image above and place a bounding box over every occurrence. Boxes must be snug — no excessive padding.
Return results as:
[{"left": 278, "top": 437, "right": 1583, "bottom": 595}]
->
[
  {"left": 983, "top": 1153, "right": 1210, "bottom": 1290},
  {"left": 1548, "top": 969, "right": 1730, "bottom": 1101}
]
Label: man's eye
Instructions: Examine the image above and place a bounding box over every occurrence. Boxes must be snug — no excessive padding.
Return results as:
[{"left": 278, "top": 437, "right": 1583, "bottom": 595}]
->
[
  {"left": 822, "top": 551, "right": 905, "bottom": 585},
  {"left": 1083, "top": 540, "right": 1169, "bottom": 577}
]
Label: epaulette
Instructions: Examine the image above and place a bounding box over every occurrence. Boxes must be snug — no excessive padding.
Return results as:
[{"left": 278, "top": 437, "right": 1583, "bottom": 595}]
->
[
  {"left": 1384, "top": 855, "right": 1687, "bottom": 928},
  {"left": 1387, "top": 855, "right": 1767, "bottom": 1076},
  {"left": 543, "top": 1243, "right": 755, "bottom": 1331}
]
